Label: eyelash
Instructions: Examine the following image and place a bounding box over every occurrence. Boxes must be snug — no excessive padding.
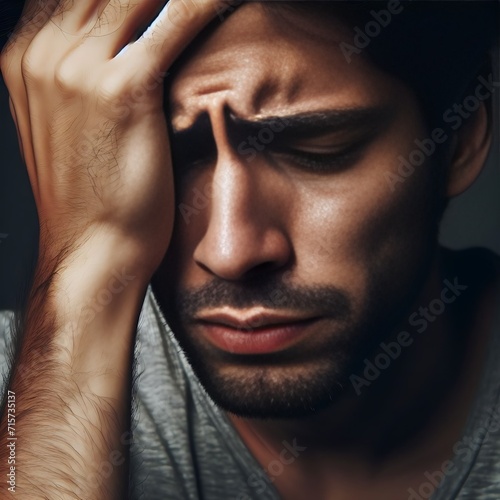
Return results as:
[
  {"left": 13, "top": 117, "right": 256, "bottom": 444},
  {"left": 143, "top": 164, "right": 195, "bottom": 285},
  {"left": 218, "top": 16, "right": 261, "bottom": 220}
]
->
[
  {"left": 172, "top": 140, "right": 367, "bottom": 175},
  {"left": 272, "top": 145, "right": 362, "bottom": 173}
]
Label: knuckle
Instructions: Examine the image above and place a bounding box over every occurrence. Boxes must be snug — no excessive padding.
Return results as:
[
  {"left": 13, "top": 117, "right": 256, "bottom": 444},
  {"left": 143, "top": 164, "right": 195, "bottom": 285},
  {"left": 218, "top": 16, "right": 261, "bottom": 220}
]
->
[
  {"left": 0, "top": 5, "right": 51, "bottom": 82},
  {"left": 20, "top": 46, "right": 39, "bottom": 82},
  {"left": 0, "top": 45, "right": 16, "bottom": 81},
  {"left": 53, "top": 58, "right": 83, "bottom": 95},
  {"left": 20, "top": 42, "right": 48, "bottom": 85},
  {"left": 99, "top": 69, "right": 124, "bottom": 95},
  {"left": 97, "top": 75, "right": 127, "bottom": 104},
  {"left": 1, "top": 36, "right": 27, "bottom": 85}
]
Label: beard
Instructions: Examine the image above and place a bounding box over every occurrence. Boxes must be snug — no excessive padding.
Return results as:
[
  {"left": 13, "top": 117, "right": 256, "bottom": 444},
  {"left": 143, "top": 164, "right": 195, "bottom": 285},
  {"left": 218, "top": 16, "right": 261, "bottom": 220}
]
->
[{"left": 151, "top": 268, "right": 421, "bottom": 420}]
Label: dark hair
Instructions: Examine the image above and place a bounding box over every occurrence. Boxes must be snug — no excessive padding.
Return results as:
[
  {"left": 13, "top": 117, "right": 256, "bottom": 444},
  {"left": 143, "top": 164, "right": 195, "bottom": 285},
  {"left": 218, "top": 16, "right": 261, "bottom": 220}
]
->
[
  {"left": 258, "top": 1, "right": 498, "bottom": 219},
  {"left": 264, "top": 1, "right": 499, "bottom": 134},
  {"left": 3, "top": 0, "right": 498, "bottom": 133}
]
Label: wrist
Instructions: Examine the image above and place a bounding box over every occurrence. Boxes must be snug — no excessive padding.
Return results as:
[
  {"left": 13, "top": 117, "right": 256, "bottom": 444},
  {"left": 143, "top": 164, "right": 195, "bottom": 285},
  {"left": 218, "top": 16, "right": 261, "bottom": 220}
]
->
[{"left": 27, "top": 230, "right": 153, "bottom": 378}]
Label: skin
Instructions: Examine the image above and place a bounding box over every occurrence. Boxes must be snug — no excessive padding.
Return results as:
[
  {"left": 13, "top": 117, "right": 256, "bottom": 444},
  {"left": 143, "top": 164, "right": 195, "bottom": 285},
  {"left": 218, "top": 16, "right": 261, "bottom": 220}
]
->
[
  {"left": 152, "top": 4, "right": 497, "bottom": 499},
  {"left": 157, "top": 3, "right": 440, "bottom": 413},
  {"left": 0, "top": 1, "right": 495, "bottom": 499},
  {"left": 0, "top": 0, "right": 227, "bottom": 497}
]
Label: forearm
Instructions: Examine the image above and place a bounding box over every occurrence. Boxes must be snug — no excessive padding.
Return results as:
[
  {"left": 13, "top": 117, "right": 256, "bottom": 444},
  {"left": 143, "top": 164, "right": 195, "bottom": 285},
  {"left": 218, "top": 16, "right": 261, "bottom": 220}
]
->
[
  {"left": 0, "top": 0, "right": 225, "bottom": 496},
  {"left": 0, "top": 235, "right": 148, "bottom": 499}
]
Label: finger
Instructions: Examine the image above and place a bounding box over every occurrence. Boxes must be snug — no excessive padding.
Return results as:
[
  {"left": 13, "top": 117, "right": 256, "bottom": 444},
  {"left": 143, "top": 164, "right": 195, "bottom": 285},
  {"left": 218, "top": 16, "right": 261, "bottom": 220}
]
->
[
  {"left": 80, "top": 0, "right": 167, "bottom": 60},
  {"left": 2, "top": 0, "right": 60, "bottom": 57},
  {"left": 1, "top": 0, "right": 102, "bottom": 123},
  {"left": 0, "top": 1, "right": 61, "bottom": 208},
  {"left": 8, "top": 97, "right": 24, "bottom": 163},
  {"left": 120, "top": 0, "right": 230, "bottom": 76},
  {"left": 48, "top": 1, "right": 114, "bottom": 35},
  {"left": 1, "top": 0, "right": 59, "bottom": 92},
  {"left": 8, "top": 96, "right": 39, "bottom": 202}
]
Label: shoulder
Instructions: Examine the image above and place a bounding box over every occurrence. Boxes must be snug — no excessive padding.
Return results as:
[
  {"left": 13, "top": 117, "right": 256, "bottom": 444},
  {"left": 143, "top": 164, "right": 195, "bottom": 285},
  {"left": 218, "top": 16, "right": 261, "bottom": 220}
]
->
[
  {"left": 0, "top": 310, "right": 14, "bottom": 352},
  {"left": 0, "top": 310, "right": 15, "bottom": 391},
  {"left": 0, "top": 310, "right": 14, "bottom": 329},
  {"left": 434, "top": 248, "right": 500, "bottom": 499}
]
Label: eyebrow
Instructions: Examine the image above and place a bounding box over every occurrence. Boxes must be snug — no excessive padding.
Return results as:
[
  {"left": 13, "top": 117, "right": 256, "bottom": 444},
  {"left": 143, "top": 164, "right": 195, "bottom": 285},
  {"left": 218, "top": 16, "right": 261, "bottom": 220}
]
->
[
  {"left": 172, "top": 106, "right": 393, "bottom": 138},
  {"left": 169, "top": 106, "right": 394, "bottom": 170},
  {"left": 226, "top": 106, "right": 393, "bottom": 139}
]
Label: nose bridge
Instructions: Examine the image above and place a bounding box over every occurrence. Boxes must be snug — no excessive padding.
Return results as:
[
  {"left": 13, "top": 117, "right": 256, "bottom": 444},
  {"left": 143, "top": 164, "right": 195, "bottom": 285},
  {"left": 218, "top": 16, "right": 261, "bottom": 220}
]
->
[
  {"left": 209, "top": 104, "right": 260, "bottom": 237},
  {"left": 193, "top": 130, "right": 291, "bottom": 280},
  {"left": 203, "top": 150, "right": 268, "bottom": 257}
]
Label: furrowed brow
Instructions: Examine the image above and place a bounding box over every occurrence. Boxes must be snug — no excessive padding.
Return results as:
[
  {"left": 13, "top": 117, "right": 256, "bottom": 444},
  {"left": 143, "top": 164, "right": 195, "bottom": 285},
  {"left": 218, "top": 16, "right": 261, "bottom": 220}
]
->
[
  {"left": 169, "top": 106, "right": 393, "bottom": 165},
  {"left": 227, "top": 107, "right": 393, "bottom": 139}
]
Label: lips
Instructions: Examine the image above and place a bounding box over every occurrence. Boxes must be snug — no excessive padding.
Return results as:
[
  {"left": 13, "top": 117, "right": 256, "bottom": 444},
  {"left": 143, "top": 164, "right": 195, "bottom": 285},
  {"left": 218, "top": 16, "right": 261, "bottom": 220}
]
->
[{"left": 194, "top": 309, "right": 320, "bottom": 355}]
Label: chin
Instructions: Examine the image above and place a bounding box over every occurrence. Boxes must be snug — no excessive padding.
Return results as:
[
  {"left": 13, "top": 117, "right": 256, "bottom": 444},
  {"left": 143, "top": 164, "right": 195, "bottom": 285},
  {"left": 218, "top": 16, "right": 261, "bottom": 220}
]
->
[{"left": 181, "top": 348, "right": 351, "bottom": 419}]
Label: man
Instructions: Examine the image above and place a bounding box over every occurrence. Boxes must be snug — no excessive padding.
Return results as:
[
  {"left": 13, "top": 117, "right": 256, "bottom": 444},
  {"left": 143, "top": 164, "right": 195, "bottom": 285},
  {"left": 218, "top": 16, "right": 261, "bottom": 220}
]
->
[{"left": 0, "top": 0, "right": 498, "bottom": 498}]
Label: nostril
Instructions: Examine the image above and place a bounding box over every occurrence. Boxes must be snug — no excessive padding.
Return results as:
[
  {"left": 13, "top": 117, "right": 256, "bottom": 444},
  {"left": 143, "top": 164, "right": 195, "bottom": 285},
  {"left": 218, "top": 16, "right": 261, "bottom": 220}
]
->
[
  {"left": 195, "top": 260, "right": 214, "bottom": 276},
  {"left": 246, "top": 261, "right": 282, "bottom": 278},
  {"left": 237, "top": 258, "right": 294, "bottom": 283}
]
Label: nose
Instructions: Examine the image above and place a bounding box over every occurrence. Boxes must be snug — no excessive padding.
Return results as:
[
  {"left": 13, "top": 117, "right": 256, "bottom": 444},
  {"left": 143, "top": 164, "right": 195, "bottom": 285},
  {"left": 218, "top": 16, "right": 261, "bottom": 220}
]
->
[{"left": 193, "top": 151, "right": 292, "bottom": 281}]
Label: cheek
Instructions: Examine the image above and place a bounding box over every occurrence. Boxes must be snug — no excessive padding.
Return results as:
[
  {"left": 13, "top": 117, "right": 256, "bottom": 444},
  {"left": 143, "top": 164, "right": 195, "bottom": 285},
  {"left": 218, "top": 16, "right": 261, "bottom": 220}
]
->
[{"left": 292, "top": 143, "right": 439, "bottom": 307}]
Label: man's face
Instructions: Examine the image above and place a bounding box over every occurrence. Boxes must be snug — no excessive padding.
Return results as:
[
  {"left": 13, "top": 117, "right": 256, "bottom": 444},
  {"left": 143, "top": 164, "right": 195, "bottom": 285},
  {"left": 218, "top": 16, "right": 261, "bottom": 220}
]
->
[{"left": 153, "top": 4, "right": 441, "bottom": 418}]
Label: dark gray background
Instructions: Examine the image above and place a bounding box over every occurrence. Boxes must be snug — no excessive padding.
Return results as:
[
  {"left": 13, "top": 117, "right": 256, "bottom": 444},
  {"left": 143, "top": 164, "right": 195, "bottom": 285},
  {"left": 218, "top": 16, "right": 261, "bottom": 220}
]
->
[{"left": 0, "top": 68, "right": 499, "bottom": 310}]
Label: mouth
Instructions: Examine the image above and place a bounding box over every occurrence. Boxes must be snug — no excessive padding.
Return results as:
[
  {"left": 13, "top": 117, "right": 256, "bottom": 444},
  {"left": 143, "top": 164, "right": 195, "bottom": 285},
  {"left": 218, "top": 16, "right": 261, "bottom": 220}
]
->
[{"left": 193, "top": 309, "right": 321, "bottom": 355}]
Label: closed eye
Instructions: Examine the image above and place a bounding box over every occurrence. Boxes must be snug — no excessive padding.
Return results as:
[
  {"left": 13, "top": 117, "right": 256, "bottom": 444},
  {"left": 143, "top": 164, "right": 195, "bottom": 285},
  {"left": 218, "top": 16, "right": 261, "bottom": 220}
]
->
[
  {"left": 270, "top": 139, "right": 369, "bottom": 173},
  {"left": 170, "top": 113, "right": 217, "bottom": 175}
]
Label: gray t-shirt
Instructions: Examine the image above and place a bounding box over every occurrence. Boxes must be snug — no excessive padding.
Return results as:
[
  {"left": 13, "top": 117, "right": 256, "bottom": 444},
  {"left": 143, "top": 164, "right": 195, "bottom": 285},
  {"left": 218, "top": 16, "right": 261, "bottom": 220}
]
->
[{"left": 0, "top": 286, "right": 499, "bottom": 500}]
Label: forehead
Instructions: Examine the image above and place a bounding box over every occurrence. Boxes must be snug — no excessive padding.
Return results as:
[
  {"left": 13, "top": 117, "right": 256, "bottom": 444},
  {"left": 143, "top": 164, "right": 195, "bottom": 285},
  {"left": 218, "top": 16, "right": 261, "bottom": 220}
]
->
[{"left": 168, "top": 3, "right": 404, "bottom": 131}]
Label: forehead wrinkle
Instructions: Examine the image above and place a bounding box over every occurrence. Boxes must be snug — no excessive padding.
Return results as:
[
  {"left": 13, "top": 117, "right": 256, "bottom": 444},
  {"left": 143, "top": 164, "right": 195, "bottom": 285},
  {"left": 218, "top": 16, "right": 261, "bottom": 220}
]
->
[
  {"left": 167, "top": 3, "right": 382, "bottom": 137},
  {"left": 169, "top": 78, "right": 276, "bottom": 133},
  {"left": 167, "top": 4, "right": 351, "bottom": 116},
  {"left": 170, "top": 51, "right": 312, "bottom": 133},
  {"left": 248, "top": 54, "right": 305, "bottom": 115}
]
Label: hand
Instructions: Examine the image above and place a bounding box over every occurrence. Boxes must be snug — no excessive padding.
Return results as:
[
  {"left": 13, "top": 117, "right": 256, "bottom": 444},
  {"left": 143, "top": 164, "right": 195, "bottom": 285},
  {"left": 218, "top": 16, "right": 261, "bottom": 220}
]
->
[
  {"left": 0, "top": 4, "right": 229, "bottom": 497},
  {"left": 1, "top": 0, "right": 225, "bottom": 277}
]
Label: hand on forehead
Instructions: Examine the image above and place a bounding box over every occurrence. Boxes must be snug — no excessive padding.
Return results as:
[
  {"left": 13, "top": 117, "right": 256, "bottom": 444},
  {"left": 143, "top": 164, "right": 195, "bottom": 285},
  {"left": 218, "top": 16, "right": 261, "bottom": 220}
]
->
[{"left": 3, "top": 0, "right": 230, "bottom": 82}]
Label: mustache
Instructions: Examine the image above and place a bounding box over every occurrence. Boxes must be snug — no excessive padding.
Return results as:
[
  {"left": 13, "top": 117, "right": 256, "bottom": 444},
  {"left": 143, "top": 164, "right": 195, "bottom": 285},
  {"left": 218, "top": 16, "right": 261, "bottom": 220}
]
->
[{"left": 173, "top": 276, "right": 353, "bottom": 321}]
